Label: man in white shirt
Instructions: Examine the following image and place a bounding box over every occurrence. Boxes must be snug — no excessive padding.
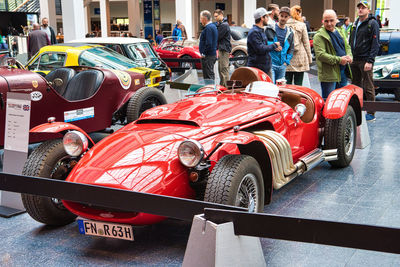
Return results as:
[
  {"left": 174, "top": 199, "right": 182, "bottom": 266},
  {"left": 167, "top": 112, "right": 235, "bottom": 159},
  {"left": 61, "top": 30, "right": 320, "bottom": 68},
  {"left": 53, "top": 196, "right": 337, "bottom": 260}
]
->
[{"left": 41, "top": 17, "right": 57, "bottom": 44}]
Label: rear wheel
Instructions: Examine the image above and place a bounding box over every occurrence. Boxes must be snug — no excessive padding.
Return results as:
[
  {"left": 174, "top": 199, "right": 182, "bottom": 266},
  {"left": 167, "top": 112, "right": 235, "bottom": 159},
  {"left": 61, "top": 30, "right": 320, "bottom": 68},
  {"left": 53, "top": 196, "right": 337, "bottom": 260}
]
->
[
  {"left": 204, "top": 155, "right": 264, "bottom": 213},
  {"left": 126, "top": 87, "right": 167, "bottom": 123},
  {"left": 324, "top": 105, "right": 357, "bottom": 167},
  {"left": 233, "top": 50, "right": 247, "bottom": 68},
  {"left": 21, "top": 139, "right": 78, "bottom": 226}
]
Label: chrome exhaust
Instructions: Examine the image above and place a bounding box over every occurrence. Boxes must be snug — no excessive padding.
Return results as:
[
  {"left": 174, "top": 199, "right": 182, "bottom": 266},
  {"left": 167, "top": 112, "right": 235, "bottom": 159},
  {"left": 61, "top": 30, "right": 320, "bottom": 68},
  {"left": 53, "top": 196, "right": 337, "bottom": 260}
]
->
[{"left": 253, "top": 130, "right": 338, "bottom": 190}]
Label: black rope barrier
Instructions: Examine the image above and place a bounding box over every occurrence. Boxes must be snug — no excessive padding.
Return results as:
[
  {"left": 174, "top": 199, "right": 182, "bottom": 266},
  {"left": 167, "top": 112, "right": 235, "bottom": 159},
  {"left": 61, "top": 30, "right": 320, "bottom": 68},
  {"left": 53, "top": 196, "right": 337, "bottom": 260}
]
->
[{"left": 204, "top": 208, "right": 400, "bottom": 254}]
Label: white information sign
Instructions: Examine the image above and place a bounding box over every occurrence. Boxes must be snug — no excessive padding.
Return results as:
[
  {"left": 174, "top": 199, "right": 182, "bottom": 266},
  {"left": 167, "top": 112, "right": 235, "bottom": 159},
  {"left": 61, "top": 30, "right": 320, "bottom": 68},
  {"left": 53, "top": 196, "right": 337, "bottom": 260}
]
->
[
  {"left": 64, "top": 107, "right": 94, "bottom": 122},
  {"left": 4, "top": 96, "right": 31, "bottom": 153}
]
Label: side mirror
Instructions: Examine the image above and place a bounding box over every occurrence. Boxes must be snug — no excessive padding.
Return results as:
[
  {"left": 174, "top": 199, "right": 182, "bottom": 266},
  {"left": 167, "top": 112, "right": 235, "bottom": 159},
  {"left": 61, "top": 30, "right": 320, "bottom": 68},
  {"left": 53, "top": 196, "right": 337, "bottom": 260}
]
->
[{"left": 295, "top": 103, "right": 306, "bottom": 117}]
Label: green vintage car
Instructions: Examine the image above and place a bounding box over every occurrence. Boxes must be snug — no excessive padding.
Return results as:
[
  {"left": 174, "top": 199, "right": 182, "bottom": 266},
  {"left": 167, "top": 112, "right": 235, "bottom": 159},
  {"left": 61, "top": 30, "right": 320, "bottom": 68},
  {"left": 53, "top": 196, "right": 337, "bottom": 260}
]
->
[{"left": 373, "top": 53, "right": 400, "bottom": 101}]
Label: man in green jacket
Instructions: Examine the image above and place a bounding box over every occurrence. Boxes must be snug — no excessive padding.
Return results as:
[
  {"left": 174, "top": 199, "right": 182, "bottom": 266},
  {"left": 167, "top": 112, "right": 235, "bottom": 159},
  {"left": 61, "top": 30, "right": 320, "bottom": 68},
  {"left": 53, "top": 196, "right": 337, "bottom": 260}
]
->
[{"left": 313, "top": 9, "right": 353, "bottom": 99}]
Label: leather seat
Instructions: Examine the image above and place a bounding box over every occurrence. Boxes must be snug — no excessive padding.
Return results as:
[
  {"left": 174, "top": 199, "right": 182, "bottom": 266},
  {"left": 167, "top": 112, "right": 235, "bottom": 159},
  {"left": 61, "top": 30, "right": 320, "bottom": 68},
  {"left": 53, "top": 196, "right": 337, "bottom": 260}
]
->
[
  {"left": 229, "top": 67, "right": 262, "bottom": 88},
  {"left": 63, "top": 70, "right": 103, "bottom": 101},
  {"left": 45, "top": 68, "right": 76, "bottom": 95},
  {"left": 280, "top": 92, "right": 315, "bottom": 123}
]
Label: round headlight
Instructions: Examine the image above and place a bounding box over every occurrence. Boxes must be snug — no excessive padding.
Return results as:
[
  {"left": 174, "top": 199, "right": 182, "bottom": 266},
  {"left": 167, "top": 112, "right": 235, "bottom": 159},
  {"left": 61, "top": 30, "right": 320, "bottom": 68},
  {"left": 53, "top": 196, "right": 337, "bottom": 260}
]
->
[
  {"left": 382, "top": 64, "right": 394, "bottom": 78},
  {"left": 63, "top": 131, "right": 88, "bottom": 157},
  {"left": 178, "top": 140, "right": 204, "bottom": 168}
]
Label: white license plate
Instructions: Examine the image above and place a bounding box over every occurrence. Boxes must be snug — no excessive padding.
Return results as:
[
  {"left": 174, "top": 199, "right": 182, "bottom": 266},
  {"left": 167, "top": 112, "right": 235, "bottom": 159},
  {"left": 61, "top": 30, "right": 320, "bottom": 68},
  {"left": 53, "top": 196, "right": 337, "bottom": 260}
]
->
[
  {"left": 145, "top": 78, "right": 151, "bottom": 85},
  {"left": 160, "top": 71, "right": 166, "bottom": 76},
  {"left": 78, "top": 219, "right": 134, "bottom": 241}
]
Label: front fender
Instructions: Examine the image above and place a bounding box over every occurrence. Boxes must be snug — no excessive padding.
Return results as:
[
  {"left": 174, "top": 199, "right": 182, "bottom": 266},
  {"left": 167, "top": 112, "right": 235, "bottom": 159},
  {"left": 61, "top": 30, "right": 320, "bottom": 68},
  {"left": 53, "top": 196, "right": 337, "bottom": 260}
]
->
[
  {"left": 323, "top": 85, "right": 363, "bottom": 120},
  {"left": 30, "top": 122, "right": 94, "bottom": 145}
]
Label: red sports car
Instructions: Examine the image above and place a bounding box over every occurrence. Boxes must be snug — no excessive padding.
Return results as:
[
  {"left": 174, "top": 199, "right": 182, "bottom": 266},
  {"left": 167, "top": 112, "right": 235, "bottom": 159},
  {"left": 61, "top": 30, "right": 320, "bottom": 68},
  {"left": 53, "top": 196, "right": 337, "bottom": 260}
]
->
[
  {"left": 155, "top": 37, "right": 202, "bottom": 69},
  {"left": 0, "top": 61, "right": 167, "bottom": 146},
  {"left": 22, "top": 67, "right": 363, "bottom": 241}
]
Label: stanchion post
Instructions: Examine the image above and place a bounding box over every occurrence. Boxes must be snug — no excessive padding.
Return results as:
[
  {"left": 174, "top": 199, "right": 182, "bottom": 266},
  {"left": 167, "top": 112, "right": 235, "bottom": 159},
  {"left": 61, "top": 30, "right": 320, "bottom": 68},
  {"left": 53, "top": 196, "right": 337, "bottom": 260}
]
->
[
  {"left": 182, "top": 214, "right": 266, "bottom": 267},
  {"left": 356, "top": 110, "right": 371, "bottom": 149}
]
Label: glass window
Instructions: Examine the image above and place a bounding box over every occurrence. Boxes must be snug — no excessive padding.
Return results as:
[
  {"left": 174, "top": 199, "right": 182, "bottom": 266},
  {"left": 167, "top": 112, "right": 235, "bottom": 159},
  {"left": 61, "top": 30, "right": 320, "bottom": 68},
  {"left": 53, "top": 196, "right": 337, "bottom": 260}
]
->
[
  {"left": 78, "top": 46, "right": 139, "bottom": 70},
  {"left": 37, "top": 53, "right": 66, "bottom": 71},
  {"left": 126, "top": 42, "right": 157, "bottom": 60},
  {"left": 27, "top": 57, "right": 40, "bottom": 70}
]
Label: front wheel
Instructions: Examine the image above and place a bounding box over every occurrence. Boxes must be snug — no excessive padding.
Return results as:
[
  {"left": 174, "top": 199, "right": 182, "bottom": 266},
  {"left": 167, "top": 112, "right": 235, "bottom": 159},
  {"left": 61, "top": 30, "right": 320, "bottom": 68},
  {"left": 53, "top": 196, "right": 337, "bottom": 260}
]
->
[
  {"left": 233, "top": 50, "right": 247, "bottom": 68},
  {"left": 21, "top": 139, "right": 78, "bottom": 226},
  {"left": 324, "top": 105, "right": 357, "bottom": 167},
  {"left": 204, "top": 155, "right": 264, "bottom": 213},
  {"left": 126, "top": 87, "right": 167, "bottom": 123}
]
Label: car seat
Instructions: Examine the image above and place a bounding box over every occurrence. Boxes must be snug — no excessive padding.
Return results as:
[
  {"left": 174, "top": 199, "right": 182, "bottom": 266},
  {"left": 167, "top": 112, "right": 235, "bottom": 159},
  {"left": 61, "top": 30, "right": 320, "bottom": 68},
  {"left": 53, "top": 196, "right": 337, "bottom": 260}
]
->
[
  {"left": 280, "top": 92, "right": 314, "bottom": 123},
  {"left": 229, "top": 67, "right": 263, "bottom": 88},
  {"left": 45, "top": 68, "right": 76, "bottom": 95},
  {"left": 62, "top": 69, "right": 103, "bottom": 101}
]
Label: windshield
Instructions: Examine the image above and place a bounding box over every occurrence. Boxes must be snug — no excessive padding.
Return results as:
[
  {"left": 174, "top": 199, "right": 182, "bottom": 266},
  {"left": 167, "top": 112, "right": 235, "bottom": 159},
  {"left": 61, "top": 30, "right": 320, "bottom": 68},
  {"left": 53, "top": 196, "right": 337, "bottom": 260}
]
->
[
  {"left": 125, "top": 42, "right": 158, "bottom": 60},
  {"left": 230, "top": 27, "right": 249, "bottom": 41},
  {"left": 245, "top": 81, "right": 279, "bottom": 98},
  {"left": 78, "top": 47, "right": 139, "bottom": 69}
]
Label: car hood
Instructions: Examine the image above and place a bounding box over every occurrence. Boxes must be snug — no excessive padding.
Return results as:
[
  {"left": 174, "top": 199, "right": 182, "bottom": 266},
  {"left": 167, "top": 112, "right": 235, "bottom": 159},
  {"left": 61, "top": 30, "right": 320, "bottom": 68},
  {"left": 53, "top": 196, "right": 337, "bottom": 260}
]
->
[
  {"left": 66, "top": 129, "right": 187, "bottom": 194},
  {"left": 374, "top": 53, "right": 400, "bottom": 69}
]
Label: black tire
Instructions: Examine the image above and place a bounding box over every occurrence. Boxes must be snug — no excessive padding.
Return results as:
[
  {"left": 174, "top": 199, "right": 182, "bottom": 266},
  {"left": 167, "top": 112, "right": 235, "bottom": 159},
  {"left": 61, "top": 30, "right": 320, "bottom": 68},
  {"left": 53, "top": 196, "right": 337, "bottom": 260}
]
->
[
  {"left": 180, "top": 55, "right": 194, "bottom": 70},
  {"left": 126, "top": 87, "right": 167, "bottom": 123},
  {"left": 394, "top": 88, "right": 400, "bottom": 101},
  {"left": 204, "top": 155, "right": 264, "bottom": 213},
  {"left": 233, "top": 50, "right": 247, "bottom": 68},
  {"left": 324, "top": 105, "right": 357, "bottom": 168},
  {"left": 21, "top": 139, "right": 77, "bottom": 226}
]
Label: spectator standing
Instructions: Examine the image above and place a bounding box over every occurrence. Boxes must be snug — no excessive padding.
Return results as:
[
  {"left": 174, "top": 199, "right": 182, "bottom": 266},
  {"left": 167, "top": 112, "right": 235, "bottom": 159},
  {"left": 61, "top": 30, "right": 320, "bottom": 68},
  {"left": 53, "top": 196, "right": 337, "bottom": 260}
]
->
[
  {"left": 384, "top": 18, "right": 389, "bottom": 27},
  {"left": 199, "top": 10, "right": 218, "bottom": 80},
  {"left": 214, "top": 9, "right": 232, "bottom": 87},
  {"left": 285, "top": 5, "right": 312, "bottom": 85},
  {"left": 266, "top": 7, "right": 294, "bottom": 83},
  {"left": 41, "top": 17, "right": 57, "bottom": 44},
  {"left": 247, "top": 8, "right": 280, "bottom": 76},
  {"left": 302, "top": 16, "right": 311, "bottom": 32},
  {"left": 172, "top": 20, "right": 183, "bottom": 41},
  {"left": 28, "top": 23, "right": 50, "bottom": 58},
  {"left": 155, "top": 30, "right": 164, "bottom": 45},
  {"left": 342, "top": 17, "right": 353, "bottom": 36},
  {"left": 267, "top": 4, "right": 279, "bottom": 27},
  {"left": 313, "top": 10, "right": 352, "bottom": 99},
  {"left": 376, "top": 15, "right": 382, "bottom": 28},
  {"left": 349, "top": 1, "right": 380, "bottom": 121}
]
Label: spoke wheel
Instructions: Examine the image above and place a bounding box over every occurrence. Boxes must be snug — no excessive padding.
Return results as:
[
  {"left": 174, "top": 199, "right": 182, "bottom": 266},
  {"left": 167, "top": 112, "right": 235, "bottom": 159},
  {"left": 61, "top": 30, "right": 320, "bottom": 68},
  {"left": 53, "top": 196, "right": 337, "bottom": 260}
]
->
[{"left": 204, "top": 155, "right": 264, "bottom": 213}]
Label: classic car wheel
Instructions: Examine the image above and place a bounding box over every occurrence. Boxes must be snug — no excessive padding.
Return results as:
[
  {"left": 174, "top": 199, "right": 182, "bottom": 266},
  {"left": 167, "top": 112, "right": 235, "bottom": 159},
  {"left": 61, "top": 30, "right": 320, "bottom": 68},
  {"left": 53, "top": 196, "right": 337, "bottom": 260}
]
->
[
  {"left": 21, "top": 139, "right": 78, "bottom": 226},
  {"left": 324, "top": 105, "right": 356, "bottom": 168},
  {"left": 126, "top": 87, "right": 167, "bottom": 123},
  {"left": 204, "top": 155, "right": 264, "bottom": 213},
  {"left": 180, "top": 55, "right": 194, "bottom": 70},
  {"left": 232, "top": 50, "right": 247, "bottom": 68}
]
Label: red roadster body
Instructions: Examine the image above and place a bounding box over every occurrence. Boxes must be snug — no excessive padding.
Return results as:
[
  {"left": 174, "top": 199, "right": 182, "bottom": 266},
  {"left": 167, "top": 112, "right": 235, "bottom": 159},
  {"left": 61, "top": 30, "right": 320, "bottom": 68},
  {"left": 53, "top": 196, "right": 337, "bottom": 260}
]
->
[{"left": 22, "top": 67, "right": 363, "bottom": 233}]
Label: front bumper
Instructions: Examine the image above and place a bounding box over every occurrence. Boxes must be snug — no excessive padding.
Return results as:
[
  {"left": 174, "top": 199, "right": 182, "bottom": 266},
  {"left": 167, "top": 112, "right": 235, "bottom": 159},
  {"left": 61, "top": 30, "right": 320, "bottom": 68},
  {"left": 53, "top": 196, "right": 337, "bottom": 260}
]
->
[{"left": 374, "top": 79, "right": 400, "bottom": 88}]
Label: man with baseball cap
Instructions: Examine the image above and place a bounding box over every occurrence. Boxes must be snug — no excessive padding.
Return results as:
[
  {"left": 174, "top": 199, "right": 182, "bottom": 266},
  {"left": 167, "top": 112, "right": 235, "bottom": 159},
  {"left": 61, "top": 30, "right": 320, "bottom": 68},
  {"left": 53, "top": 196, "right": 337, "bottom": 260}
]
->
[
  {"left": 349, "top": 0, "right": 380, "bottom": 121},
  {"left": 247, "top": 7, "right": 281, "bottom": 76},
  {"left": 266, "top": 6, "right": 294, "bottom": 83}
]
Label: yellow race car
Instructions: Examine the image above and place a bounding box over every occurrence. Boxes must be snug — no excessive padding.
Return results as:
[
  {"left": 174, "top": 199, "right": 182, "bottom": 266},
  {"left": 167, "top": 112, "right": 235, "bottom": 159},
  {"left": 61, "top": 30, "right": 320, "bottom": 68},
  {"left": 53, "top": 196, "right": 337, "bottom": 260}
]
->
[{"left": 26, "top": 43, "right": 162, "bottom": 87}]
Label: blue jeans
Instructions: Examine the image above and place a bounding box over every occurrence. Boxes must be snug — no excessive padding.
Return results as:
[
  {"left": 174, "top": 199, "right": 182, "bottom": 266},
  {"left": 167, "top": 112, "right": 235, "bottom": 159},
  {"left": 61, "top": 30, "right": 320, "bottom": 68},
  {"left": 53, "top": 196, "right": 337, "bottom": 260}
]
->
[
  {"left": 321, "top": 67, "right": 348, "bottom": 99},
  {"left": 271, "top": 64, "right": 287, "bottom": 84}
]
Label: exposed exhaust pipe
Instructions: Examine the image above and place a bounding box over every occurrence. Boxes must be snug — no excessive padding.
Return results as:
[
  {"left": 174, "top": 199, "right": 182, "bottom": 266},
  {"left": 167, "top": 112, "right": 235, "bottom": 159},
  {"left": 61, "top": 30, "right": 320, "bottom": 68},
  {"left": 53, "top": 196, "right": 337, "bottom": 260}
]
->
[{"left": 253, "top": 131, "right": 337, "bottom": 189}]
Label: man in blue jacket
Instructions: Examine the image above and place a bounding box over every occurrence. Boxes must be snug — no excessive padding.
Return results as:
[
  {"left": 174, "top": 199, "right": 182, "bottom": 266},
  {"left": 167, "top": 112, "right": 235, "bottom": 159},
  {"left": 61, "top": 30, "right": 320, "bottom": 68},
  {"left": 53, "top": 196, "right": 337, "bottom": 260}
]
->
[
  {"left": 266, "top": 6, "right": 294, "bottom": 83},
  {"left": 247, "top": 7, "right": 281, "bottom": 76},
  {"left": 172, "top": 20, "right": 183, "bottom": 41},
  {"left": 199, "top": 10, "right": 218, "bottom": 80}
]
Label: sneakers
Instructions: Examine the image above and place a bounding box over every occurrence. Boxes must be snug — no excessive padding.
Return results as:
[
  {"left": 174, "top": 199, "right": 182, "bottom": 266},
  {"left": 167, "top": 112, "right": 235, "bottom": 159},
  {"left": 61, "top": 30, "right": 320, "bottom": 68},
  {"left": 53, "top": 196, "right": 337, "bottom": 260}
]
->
[{"left": 366, "top": 113, "right": 376, "bottom": 122}]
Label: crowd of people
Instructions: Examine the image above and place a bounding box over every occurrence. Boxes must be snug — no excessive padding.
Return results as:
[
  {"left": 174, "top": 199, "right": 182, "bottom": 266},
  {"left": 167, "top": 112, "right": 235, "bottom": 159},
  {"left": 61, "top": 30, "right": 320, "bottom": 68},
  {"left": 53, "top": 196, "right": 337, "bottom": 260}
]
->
[{"left": 196, "top": 0, "right": 380, "bottom": 122}]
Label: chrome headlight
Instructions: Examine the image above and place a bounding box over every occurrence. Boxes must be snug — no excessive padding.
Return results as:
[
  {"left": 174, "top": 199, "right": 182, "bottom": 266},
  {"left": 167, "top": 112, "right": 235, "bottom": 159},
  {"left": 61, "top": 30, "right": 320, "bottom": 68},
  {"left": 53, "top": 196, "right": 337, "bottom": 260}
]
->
[
  {"left": 63, "top": 131, "right": 88, "bottom": 157},
  {"left": 382, "top": 64, "right": 394, "bottom": 78},
  {"left": 178, "top": 140, "right": 204, "bottom": 168}
]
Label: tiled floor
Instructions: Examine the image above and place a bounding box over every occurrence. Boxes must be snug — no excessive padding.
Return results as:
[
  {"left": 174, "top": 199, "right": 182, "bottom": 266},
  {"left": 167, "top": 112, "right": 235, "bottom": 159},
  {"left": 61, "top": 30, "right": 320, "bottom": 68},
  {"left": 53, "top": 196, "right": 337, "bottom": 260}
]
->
[{"left": 0, "top": 69, "right": 399, "bottom": 266}]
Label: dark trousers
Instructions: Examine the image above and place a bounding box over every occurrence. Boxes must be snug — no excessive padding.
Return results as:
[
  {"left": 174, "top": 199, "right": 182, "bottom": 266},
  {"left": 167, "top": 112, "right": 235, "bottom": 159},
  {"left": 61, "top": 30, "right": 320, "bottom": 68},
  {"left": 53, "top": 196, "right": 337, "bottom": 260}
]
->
[
  {"left": 285, "top": 72, "right": 304, "bottom": 85},
  {"left": 201, "top": 56, "right": 217, "bottom": 80},
  {"left": 351, "top": 60, "right": 375, "bottom": 115}
]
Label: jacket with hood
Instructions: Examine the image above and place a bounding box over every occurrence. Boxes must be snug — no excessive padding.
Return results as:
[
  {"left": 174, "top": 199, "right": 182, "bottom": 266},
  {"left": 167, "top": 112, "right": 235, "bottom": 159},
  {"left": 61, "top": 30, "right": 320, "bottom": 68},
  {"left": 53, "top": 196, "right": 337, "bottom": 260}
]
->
[
  {"left": 349, "top": 14, "right": 380, "bottom": 63},
  {"left": 313, "top": 26, "right": 352, "bottom": 82},
  {"left": 265, "top": 24, "right": 294, "bottom": 66}
]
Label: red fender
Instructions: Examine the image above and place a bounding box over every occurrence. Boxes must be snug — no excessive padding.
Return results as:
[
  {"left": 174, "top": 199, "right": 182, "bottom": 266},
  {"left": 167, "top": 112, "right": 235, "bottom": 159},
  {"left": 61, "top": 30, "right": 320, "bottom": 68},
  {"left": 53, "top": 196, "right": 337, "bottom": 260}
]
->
[
  {"left": 30, "top": 122, "right": 95, "bottom": 145},
  {"left": 213, "top": 130, "right": 262, "bottom": 145},
  {"left": 323, "top": 85, "right": 363, "bottom": 120}
]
